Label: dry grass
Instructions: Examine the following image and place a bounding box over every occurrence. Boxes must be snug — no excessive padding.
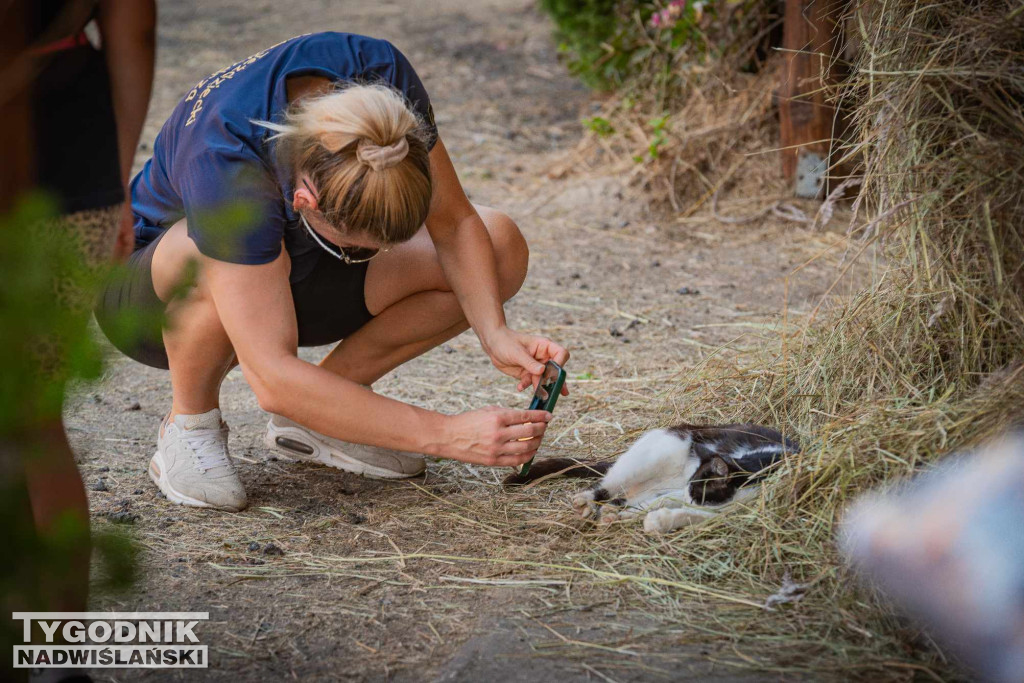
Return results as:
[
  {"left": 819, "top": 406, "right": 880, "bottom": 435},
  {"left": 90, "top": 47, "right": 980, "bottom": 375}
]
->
[
  {"left": 288, "top": 0, "right": 1024, "bottom": 677},
  {"left": 573, "top": 0, "right": 783, "bottom": 215},
  {"left": 585, "top": 68, "right": 780, "bottom": 214},
  {"left": 556, "top": 0, "right": 1024, "bottom": 676}
]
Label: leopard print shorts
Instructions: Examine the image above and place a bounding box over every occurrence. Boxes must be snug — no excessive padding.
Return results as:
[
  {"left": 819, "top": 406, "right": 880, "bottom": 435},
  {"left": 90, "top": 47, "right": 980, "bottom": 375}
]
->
[
  {"left": 35, "top": 203, "right": 123, "bottom": 377},
  {"left": 50, "top": 203, "right": 123, "bottom": 290}
]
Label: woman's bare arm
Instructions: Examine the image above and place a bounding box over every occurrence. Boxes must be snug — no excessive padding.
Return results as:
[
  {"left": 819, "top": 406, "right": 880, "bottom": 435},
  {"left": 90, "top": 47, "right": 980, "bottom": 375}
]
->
[
  {"left": 202, "top": 252, "right": 550, "bottom": 466},
  {"left": 424, "top": 138, "right": 569, "bottom": 388},
  {"left": 424, "top": 139, "right": 506, "bottom": 339},
  {"left": 97, "top": 0, "right": 156, "bottom": 184},
  {"left": 97, "top": 0, "right": 156, "bottom": 261}
]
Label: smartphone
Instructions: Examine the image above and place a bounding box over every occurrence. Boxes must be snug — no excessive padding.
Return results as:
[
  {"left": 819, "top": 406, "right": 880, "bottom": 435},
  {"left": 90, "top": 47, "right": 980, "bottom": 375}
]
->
[{"left": 518, "top": 360, "right": 566, "bottom": 476}]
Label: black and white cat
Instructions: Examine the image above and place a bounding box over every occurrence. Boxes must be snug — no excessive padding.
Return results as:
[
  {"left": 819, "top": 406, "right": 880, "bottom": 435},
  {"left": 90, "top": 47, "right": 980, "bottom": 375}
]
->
[{"left": 505, "top": 423, "right": 799, "bottom": 534}]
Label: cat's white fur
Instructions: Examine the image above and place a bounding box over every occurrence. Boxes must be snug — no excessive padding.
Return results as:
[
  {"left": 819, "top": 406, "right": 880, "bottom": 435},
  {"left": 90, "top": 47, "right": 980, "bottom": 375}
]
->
[
  {"left": 643, "top": 487, "right": 759, "bottom": 534},
  {"left": 571, "top": 429, "right": 759, "bottom": 535}
]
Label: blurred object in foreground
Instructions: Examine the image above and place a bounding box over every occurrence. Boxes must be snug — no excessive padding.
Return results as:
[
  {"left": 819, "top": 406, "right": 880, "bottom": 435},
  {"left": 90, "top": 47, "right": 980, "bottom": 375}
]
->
[{"left": 840, "top": 432, "right": 1024, "bottom": 683}]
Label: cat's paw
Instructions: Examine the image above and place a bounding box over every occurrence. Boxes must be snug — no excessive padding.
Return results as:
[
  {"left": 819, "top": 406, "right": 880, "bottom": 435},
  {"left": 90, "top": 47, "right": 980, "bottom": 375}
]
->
[
  {"left": 644, "top": 507, "right": 715, "bottom": 534},
  {"left": 644, "top": 508, "right": 678, "bottom": 535},
  {"left": 598, "top": 509, "right": 621, "bottom": 525},
  {"left": 572, "top": 490, "right": 598, "bottom": 519},
  {"left": 599, "top": 507, "right": 638, "bottom": 525}
]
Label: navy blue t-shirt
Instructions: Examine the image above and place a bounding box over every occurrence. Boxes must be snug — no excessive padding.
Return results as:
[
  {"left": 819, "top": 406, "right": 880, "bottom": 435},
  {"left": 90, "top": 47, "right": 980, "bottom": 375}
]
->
[{"left": 131, "top": 32, "right": 437, "bottom": 264}]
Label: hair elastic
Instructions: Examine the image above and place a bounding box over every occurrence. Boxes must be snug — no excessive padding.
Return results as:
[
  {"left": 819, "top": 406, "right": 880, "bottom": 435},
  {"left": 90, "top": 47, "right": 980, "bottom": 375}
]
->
[{"left": 356, "top": 136, "right": 409, "bottom": 171}]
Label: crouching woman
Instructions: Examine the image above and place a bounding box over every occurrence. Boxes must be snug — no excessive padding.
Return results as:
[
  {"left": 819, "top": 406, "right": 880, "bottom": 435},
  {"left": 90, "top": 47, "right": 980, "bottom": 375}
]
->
[{"left": 96, "top": 32, "right": 567, "bottom": 511}]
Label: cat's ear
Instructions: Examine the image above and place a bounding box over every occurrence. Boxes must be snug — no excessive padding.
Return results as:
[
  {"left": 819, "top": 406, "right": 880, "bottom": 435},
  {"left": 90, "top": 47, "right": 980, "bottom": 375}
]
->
[{"left": 710, "top": 457, "right": 729, "bottom": 477}]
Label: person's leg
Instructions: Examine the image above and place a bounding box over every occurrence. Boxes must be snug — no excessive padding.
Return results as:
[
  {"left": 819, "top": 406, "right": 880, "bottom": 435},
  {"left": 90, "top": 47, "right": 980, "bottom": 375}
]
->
[
  {"left": 149, "top": 221, "right": 238, "bottom": 419},
  {"left": 137, "top": 208, "right": 525, "bottom": 498},
  {"left": 21, "top": 418, "right": 91, "bottom": 611},
  {"left": 151, "top": 206, "right": 528, "bottom": 413},
  {"left": 264, "top": 205, "right": 529, "bottom": 476},
  {"left": 318, "top": 205, "right": 529, "bottom": 385},
  {"left": 16, "top": 206, "right": 122, "bottom": 683},
  {"left": 22, "top": 205, "right": 125, "bottom": 614},
  {"left": 141, "top": 220, "right": 246, "bottom": 510}
]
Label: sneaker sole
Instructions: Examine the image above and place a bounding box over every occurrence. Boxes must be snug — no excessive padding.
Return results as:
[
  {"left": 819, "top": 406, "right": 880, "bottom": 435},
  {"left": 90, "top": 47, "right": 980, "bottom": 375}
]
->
[
  {"left": 264, "top": 420, "right": 424, "bottom": 480},
  {"left": 148, "top": 451, "right": 243, "bottom": 512}
]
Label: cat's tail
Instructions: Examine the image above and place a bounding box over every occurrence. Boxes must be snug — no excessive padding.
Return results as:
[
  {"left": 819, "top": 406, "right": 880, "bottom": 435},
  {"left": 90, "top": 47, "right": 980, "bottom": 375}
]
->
[{"left": 503, "top": 458, "right": 611, "bottom": 487}]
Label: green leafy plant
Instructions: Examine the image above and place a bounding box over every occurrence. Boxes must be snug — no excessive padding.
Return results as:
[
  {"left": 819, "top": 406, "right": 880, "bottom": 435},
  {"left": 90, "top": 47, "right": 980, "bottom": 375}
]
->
[
  {"left": 539, "top": 0, "right": 654, "bottom": 88},
  {"left": 582, "top": 116, "right": 616, "bottom": 137},
  {"left": 647, "top": 115, "right": 670, "bottom": 158},
  {"left": 541, "top": 0, "right": 780, "bottom": 212},
  {"left": 0, "top": 194, "right": 149, "bottom": 660},
  {"left": 539, "top": 1, "right": 727, "bottom": 91},
  {"left": 0, "top": 195, "right": 104, "bottom": 431},
  {"left": 0, "top": 191, "right": 249, "bottom": 640}
]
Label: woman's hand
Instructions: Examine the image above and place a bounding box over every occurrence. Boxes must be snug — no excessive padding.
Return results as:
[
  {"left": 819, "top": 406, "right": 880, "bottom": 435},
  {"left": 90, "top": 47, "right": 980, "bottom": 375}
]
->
[
  {"left": 111, "top": 203, "right": 137, "bottom": 262},
  {"left": 441, "top": 406, "right": 553, "bottom": 466},
  {"left": 482, "top": 326, "right": 571, "bottom": 393}
]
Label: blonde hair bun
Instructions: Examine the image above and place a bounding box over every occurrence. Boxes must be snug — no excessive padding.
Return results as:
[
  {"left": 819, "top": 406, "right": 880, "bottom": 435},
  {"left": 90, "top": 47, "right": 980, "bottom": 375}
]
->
[{"left": 262, "top": 83, "right": 433, "bottom": 244}]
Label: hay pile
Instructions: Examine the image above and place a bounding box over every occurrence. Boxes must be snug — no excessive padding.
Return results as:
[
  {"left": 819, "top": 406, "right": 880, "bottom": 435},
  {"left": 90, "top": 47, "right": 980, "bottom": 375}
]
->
[
  {"left": 576, "top": 0, "right": 783, "bottom": 212},
  {"left": 327, "top": 1, "right": 1021, "bottom": 675},
  {"left": 610, "top": 0, "right": 1024, "bottom": 674}
]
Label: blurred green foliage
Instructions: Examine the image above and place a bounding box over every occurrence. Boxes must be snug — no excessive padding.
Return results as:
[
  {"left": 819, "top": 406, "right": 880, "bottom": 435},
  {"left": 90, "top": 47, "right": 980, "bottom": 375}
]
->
[
  {"left": 0, "top": 192, "right": 256, "bottom": 433},
  {"left": 539, "top": 0, "right": 634, "bottom": 89},
  {"left": 583, "top": 116, "right": 616, "bottom": 137},
  {"left": 0, "top": 195, "right": 105, "bottom": 432},
  {"left": 1, "top": 185, "right": 252, "bottom": 667},
  {"left": 539, "top": 0, "right": 716, "bottom": 90},
  {"left": 0, "top": 194, "right": 148, "bottom": 662},
  {"left": 646, "top": 115, "right": 670, "bottom": 159}
]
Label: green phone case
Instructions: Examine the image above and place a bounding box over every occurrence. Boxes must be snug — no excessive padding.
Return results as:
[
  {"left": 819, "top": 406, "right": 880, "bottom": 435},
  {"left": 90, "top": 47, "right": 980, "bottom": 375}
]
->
[{"left": 519, "top": 361, "right": 566, "bottom": 476}]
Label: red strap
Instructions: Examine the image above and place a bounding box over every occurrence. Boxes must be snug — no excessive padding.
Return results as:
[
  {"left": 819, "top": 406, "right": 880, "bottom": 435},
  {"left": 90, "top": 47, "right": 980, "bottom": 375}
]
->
[{"left": 31, "top": 31, "right": 90, "bottom": 57}]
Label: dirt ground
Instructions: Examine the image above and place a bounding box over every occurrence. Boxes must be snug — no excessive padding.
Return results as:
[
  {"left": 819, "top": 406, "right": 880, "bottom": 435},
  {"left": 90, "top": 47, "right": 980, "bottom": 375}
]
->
[{"left": 67, "top": 1, "right": 866, "bottom": 680}]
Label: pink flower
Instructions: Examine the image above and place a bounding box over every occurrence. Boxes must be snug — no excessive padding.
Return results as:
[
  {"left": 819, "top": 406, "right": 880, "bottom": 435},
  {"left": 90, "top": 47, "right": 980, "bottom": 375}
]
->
[{"left": 651, "top": 1, "right": 688, "bottom": 30}]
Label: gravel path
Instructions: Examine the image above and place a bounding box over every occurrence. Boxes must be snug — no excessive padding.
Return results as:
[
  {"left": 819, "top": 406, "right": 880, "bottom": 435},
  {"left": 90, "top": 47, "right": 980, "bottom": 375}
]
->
[{"left": 68, "top": 2, "right": 856, "bottom": 680}]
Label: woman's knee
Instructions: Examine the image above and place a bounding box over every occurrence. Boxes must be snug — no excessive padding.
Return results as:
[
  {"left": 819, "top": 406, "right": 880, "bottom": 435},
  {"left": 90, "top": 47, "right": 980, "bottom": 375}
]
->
[{"left": 478, "top": 206, "right": 529, "bottom": 299}]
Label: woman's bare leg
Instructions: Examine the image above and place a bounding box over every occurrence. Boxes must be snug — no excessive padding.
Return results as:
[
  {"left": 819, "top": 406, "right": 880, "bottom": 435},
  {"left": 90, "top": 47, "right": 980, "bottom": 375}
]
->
[
  {"left": 150, "top": 221, "right": 238, "bottom": 419},
  {"left": 151, "top": 206, "right": 527, "bottom": 415},
  {"left": 21, "top": 418, "right": 90, "bottom": 611}
]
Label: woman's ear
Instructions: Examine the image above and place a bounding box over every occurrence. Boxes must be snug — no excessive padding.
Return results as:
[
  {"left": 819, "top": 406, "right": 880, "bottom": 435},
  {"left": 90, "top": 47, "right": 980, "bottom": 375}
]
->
[{"left": 293, "top": 179, "right": 318, "bottom": 213}]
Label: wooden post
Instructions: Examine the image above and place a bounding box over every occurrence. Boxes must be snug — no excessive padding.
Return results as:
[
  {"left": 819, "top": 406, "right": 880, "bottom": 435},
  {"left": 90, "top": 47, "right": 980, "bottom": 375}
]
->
[{"left": 778, "top": 0, "right": 844, "bottom": 197}]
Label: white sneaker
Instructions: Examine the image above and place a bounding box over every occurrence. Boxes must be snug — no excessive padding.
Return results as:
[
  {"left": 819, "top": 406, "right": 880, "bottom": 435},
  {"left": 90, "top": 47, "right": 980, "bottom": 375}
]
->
[
  {"left": 264, "top": 414, "right": 426, "bottom": 479},
  {"left": 149, "top": 409, "right": 247, "bottom": 512}
]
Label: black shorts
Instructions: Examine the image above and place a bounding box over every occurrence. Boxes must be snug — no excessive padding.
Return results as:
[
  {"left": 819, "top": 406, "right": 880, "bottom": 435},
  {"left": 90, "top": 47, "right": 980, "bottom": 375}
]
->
[{"left": 94, "top": 231, "right": 375, "bottom": 369}]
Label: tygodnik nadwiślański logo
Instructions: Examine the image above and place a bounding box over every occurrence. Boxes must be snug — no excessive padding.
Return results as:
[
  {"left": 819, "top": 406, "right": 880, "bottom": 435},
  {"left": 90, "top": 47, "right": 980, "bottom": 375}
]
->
[{"left": 13, "top": 612, "right": 209, "bottom": 669}]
